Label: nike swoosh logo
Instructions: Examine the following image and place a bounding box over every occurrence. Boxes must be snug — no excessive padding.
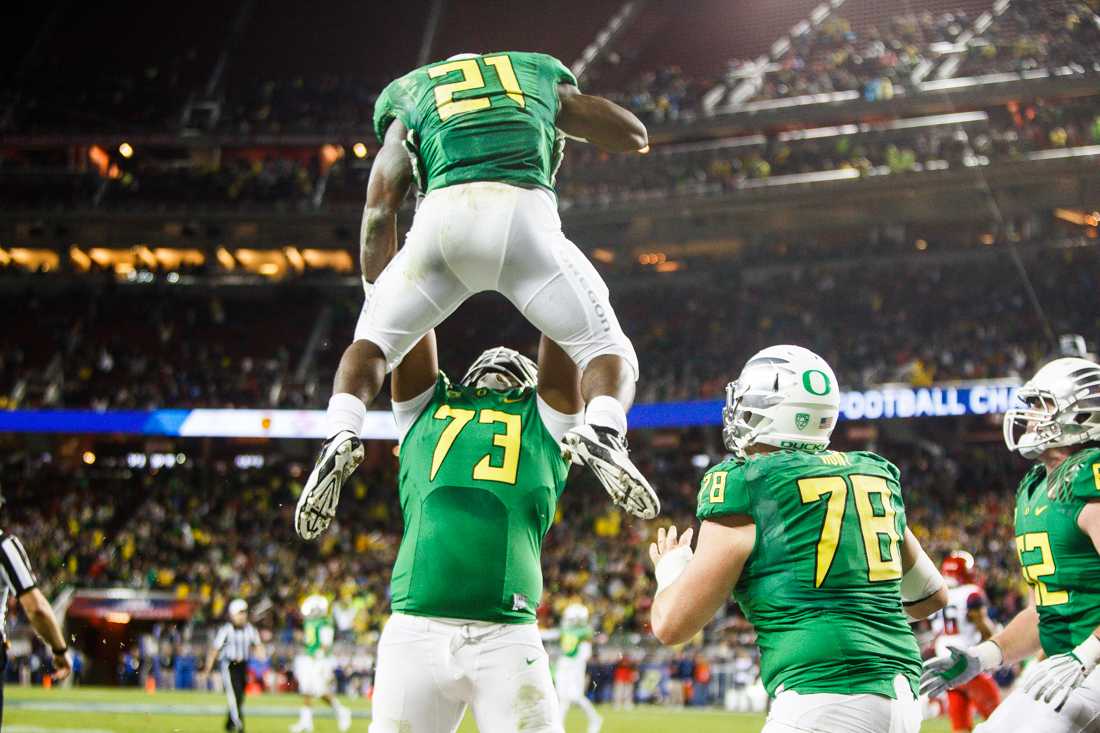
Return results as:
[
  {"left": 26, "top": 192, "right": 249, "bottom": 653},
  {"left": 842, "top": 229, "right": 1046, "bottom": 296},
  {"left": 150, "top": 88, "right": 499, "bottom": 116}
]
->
[
  {"left": 502, "top": 395, "right": 526, "bottom": 403},
  {"left": 1036, "top": 505, "right": 1049, "bottom": 516},
  {"left": 525, "top": 657, "right": 538, "bottom": 666}
]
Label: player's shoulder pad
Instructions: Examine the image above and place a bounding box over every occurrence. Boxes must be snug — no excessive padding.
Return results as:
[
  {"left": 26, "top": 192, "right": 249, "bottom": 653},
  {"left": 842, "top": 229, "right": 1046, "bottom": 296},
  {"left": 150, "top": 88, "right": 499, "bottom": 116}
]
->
[
  {"left": 1066, "top": 446, "right": 1100, "bottom": 501},
  {"left": 696, "top": 458, "right": 752, "bottom": 520},
  {"left": 372, "top": 73, "right": 418, "bottom": 142},
  {"left": 529, "top": 51, "right": 578, "bottom": 87},
  {"left": 1018, "top": 462, "right": 1046, "bottom": 497},
  {"left": 846, "top": 451, "right": 902, "bottom": 481}
]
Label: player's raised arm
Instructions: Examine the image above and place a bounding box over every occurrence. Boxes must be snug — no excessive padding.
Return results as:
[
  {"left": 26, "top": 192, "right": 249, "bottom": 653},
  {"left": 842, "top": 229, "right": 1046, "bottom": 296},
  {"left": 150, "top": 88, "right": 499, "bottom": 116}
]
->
[
  {"left": 360, "top": 119, "right": 414, "bottom": 283},
  {"left": 648, "top": 516, "right": 755, "bottom": 646},
  {"left": 556, "top": 84, "right": 648, "bottom": 153},
  {"left": 899, "top": 528, "right": 948, "bottom": 620}
]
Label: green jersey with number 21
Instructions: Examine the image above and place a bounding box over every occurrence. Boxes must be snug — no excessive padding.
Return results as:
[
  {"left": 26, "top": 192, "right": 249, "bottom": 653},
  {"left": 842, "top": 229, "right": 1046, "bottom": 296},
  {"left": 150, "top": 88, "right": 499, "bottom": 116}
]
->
[
  {"left": 390, "top": 374, "right": 569, "bottom": 624},
  {"left": 373, "top": 51, "right": 577, "bottom": 193},
  {"left": 1014, "top": 446, "right": 1100, "bottom": 656},
  {"left": 697, "top": 449, "right": 922, "bottom": 698}
]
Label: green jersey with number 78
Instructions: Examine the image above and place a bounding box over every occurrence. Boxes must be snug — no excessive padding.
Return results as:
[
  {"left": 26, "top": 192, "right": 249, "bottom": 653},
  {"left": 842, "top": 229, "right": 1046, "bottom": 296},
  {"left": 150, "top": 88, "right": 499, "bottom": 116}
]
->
[
  {"left": 390, "top": 374, "right": 570, "bottom": 624},
  {"left": 1014, "top": 446, "right": 1100, "bottom": 656},
  {"left": 373, "top": 51, "right": 577, "bottom": 193},
  {"left": 697, "top": 449, "right": 922, "bottom": 698}
]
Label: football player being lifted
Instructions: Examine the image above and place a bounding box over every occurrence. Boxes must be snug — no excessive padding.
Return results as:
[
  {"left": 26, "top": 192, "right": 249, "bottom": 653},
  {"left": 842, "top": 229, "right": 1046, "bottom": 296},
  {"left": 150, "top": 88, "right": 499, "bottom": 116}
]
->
[
  {"left": 923, "top": 358, "right": 1100, "bottom": 733},
  {"left": 648, "top": 345, "right": 948, "bottom": 733},
  {"left": 294, "top": 51, "right": 658, "bottom": 542}
]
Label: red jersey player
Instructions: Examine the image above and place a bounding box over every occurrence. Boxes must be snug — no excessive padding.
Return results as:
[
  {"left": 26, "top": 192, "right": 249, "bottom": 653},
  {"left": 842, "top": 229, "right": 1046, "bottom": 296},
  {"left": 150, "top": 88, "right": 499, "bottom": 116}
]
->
[{"left": 931, "top": 551, "right": 1002, "bottom": 731}]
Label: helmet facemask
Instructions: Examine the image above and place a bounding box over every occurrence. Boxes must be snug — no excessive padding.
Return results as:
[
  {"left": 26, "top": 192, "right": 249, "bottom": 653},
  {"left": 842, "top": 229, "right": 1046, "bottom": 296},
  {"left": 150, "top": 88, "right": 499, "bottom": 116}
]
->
[
  {"left": 461, "top": 347, "right": 538, "bottom": 391},
  {"left": 1003, "top": 359, "right": 1100, "bottom": 459},
  {"left": 723, "top": 379, "right": 783, "bottom": 458}
]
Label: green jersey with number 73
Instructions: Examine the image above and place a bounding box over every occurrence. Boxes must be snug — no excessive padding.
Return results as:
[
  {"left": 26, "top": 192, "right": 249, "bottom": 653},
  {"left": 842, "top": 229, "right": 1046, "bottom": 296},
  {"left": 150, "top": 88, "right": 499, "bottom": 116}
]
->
[
  {"left": 390, "top": 374, "right": 570, "bottom": 624},
  {"left": 696, "top": 449, "right": 922, "bottom": 698},
  {"left": 373, "top": 51, "right": 577, "bottom": 193},
  {"left": 1014, "top": 446, "right": 1100, "bottom": 656}
]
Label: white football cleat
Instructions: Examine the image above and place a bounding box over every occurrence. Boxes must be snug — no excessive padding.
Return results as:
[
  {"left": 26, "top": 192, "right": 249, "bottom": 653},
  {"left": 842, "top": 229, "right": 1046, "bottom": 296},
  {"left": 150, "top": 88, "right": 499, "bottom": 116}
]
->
[
  {"left": 295, "top": 430, "right": 364, "bottom": 540},
  {"left": 564, "top": 424, "right": 659, "bottom": 519}
]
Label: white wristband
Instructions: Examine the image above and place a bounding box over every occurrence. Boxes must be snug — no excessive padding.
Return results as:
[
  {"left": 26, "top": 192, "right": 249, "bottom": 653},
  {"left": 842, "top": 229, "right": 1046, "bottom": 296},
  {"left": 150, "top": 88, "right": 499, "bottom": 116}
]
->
[
  {"left": 1073, "top": 634, "right": 1100, "bottom": 665},
  {"left": 655, "top": 545, "right": 693, "bottom": 595},
  {"left": 975, "top": 640, "right": 1004, "bottom": 671}
]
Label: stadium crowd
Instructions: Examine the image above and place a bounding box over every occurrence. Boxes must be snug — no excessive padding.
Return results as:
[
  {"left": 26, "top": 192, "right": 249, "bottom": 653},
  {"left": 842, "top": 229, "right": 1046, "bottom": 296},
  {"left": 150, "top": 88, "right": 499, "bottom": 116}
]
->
[
  {"left": 5, "top": 93, "right": 1096, "bottom": 213},
  {"left": 1, "top": 424, "right": 1030, "bottom": 702},
  {"left": 2, "top": 239, "right": 1096, "bottom": 410},
  {"left": 3, "top": 0, "right": 1098, "bottom": 138}
]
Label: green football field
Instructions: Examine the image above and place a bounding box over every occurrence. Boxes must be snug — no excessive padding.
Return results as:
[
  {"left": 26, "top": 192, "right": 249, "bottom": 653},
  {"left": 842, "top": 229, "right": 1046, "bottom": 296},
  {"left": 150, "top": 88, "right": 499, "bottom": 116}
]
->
[{"left": 4, "top": 686, "right": 956, "bottom": 732}]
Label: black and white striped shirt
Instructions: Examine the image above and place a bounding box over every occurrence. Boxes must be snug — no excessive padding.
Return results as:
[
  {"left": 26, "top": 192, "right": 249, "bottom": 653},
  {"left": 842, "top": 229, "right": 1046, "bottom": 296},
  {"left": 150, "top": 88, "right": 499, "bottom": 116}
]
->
[
  {"left": 212, "top": 622, "right": 260, "bottom": 664},
  {"left": 0, "top": 530, "right": 38, "bottom": 635}
]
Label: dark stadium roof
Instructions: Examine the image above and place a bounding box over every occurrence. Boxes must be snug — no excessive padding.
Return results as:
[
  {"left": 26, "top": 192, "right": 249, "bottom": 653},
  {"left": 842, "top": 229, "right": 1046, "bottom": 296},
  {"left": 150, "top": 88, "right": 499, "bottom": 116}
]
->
[{"left": 6, "top": 0, "right": 998, "bottom": 92}]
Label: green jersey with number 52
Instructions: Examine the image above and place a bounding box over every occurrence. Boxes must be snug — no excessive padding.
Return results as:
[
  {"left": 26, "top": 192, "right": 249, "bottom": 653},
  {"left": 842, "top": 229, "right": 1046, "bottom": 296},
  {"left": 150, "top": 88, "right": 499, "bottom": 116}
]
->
[
  {"left": 697, "top": 449, "right": 921, "bottom": 698},
  {"left": 1014, "top": 446, "right": 1100, "bottom": 656},
  {"left": 373, "top": 51, "right": 577, "bottom": 193},
  {"left": 390, "top": 374, "right": 569, "bottom": 624}
]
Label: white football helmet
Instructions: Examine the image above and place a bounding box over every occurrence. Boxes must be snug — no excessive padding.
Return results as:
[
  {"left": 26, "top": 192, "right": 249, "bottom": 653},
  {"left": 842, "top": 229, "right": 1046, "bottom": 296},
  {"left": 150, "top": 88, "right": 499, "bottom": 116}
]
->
[
  {"left": 301, "top": 594, "right": 329, "bottom": 619},
  {"left": 723, "top": 345, "right": 840, "bottom": 458},
  {"left": 1003, "top": 357, "right": 1100, "bottom": 459},
  {"left": 562, "top": 603, "right": 589, "bottom": 628},
  {"left": 461, "top": 346, "right": 538, "bottom": 391}
]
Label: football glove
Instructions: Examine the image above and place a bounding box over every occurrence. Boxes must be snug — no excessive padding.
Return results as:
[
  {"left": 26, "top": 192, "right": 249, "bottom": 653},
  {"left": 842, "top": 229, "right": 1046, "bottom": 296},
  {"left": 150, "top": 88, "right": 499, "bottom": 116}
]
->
[
  {"left": 920, "top": 641, "right": 1002, "bottom": 699},
  {"left": 1021, "top": 635, "right": 1100, "bottom": 711}
]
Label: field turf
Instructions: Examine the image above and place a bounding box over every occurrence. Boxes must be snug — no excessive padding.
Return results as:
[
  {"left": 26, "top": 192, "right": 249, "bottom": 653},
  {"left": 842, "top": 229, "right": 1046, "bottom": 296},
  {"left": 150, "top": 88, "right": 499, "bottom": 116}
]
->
[{"left": 5, "top": 686, "right": 956, "bottom": 732}]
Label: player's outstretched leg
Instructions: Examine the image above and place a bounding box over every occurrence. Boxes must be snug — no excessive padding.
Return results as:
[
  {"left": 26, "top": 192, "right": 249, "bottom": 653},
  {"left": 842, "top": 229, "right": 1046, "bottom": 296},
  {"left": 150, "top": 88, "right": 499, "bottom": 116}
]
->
[
  {"left": 295, "top": 339, "right": 385, "bottom": 540},
  {"left": 563, "top": 354, "right": 660, "bottom": 520}
]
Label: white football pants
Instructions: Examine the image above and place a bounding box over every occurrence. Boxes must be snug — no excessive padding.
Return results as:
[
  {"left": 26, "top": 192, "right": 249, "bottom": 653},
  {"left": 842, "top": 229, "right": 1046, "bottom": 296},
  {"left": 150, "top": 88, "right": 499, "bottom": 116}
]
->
[
  {"left": 354, "top": 182, "right": 637, "bottom": 376},
  {"left": 762, "top": 675, "right": 921, "bottom": 733},
  {"left": 369, "top": 612, "right": 561, "bottom": 733},
  {"left": 975, "top": 667, "right": 1100, "bottom": 733}
]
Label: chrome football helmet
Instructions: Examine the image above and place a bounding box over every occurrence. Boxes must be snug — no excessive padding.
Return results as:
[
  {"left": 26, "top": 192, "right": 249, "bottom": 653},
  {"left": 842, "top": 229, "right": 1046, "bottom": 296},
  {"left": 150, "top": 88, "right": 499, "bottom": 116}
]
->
[
  {"left": 1003, "top": 357, "right": 1100, "bottom": 459},
  {"left": 723, "top": 345, "right": 841, "bottom": 458},
  {"left": 461, "top": 347, "right": 538, "bottom": 391}
]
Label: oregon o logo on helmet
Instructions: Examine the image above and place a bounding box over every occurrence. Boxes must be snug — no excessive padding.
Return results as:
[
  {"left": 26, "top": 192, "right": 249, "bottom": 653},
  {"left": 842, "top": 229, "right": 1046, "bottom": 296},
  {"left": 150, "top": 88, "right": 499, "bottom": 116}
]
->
[{"left": 803, "top": 369, "right": 832, "bottom": 396}]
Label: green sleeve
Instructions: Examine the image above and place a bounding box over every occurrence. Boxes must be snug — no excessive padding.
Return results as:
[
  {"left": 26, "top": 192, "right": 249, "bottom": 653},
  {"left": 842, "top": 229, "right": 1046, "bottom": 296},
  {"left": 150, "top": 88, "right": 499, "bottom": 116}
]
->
[
  {"left": 1070, "top": 451, "right": 1100, "bottom": 501},
  {"left": 539, "top": 53, "right": 578, "bottom": 88},
  {"left": 697, "top": 462, "right": 752, "bottom": 520},
  {"left": 851, "top": 451, "right": 902, "bottom": 483},
  {"left": 373, "top": 80, "right": 404, "bottom": 143}
]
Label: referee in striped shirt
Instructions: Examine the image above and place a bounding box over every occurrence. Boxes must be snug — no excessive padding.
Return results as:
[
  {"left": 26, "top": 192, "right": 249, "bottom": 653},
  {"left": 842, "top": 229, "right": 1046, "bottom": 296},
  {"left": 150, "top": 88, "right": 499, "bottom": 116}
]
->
[
  {"left": 204, "top": 599, "right": 264, "bottom": 732},
  {"left": 0, "top": 527, "right": 72, "bottom": 725}
]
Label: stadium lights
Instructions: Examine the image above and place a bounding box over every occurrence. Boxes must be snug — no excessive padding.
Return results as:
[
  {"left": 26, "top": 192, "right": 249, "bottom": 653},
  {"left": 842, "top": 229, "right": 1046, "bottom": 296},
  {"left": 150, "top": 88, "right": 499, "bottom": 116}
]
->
[
  {"left": 118, "top": 142, "right": 134, "bottom": 159},
  {"left": 216, "top": 247, "right": 236, "bottom": 270},
  {"left": 352, "top": 142, "right": 368, "bottom": 159},
  {"left": 915, "top": 239, "right": 929, "bottom": 251},
  {"left": 82, "top": 451, "right": 96, "bottom": 465},
  {"left": 70, "top": 246, "right": 91, "bottom": 271}
]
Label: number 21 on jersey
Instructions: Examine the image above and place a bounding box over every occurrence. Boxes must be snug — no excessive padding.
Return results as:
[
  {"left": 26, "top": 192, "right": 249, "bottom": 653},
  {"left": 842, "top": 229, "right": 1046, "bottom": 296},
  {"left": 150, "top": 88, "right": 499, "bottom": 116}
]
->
[
  {"left": 799, "top": 474, "right": 903, "bottom": 587},
  {"left": 428, "top": 55, "right": 526, "bottom": 121}
]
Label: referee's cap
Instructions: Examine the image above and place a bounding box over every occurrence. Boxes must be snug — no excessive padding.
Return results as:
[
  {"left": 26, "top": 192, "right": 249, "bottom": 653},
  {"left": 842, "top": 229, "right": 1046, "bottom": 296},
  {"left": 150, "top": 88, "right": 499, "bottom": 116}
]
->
[{"left": 228, "top": 599, "right": 248, "bottom": 617}]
